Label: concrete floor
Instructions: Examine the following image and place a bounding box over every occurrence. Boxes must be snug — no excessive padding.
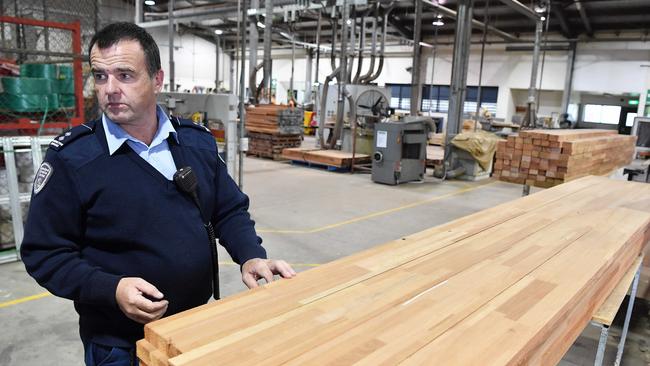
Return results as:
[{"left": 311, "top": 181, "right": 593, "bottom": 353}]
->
[{"left": 1, "top": 152, "right": 649, "bottom": 365}]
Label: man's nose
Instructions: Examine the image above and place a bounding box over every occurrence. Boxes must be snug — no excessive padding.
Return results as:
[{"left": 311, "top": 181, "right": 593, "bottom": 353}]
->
[{"left": 105, "top": 75, "right": 120, "bottom": 95}]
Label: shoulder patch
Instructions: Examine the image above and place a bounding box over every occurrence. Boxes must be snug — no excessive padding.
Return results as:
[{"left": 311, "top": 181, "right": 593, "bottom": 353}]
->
[
  {"left": 173, "top": 116, "right": 211, "bottom": 134},
  {"left": 49, "top": 122, "right": 96, "bottom": 151},
  {"left": 33, "top": 162, "right": 54, "bottom": 195}
]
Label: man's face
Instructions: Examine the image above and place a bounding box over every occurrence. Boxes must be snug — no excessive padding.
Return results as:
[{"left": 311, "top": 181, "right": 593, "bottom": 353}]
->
[{"left": 90, "top": 40, "right": 163, "bottom": 126}]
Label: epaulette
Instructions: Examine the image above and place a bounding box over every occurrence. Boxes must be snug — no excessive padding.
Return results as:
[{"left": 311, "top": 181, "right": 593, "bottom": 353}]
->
[
  {"left": 49, "top": 120, "right": 97, "bottom": 151},
  {"left": 171, "top": 116, "right": 211, "bottom": 134}
]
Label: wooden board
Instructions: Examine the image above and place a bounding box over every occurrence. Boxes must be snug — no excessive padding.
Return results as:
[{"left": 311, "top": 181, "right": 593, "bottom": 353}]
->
[
  {"left": 281, "top": 148, "right": 370, "bottom": 168},
  {"left": 428, "top": 133, "right": 445, "bottom": 146},
  {"left": 592, "top": 256, "right": 643, "bottom": 325},
  {"left": 137, "top": 176, "right": 650, "bottom": 366},
  {"left": 494, "top": 129, "right": 636, "bottom": 188}
]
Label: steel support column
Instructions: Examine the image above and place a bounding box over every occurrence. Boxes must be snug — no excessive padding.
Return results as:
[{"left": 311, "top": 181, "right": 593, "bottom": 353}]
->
[
  {"left": 410, "top": 0, "right": 423, "bottom": 116},
  {"left": 248, "top": 0, "right": 259, "bottom": 103},
  {"left": 304, "top": 49, "right": 313, "bottom": 105},
  {"left": 446, "top": 0, "right": 474, "bottom": 138},
  {"left": 523, "top": 20, "right": 543, "bottom": 128},
  {"left": 229, "top": 51, "right": 235, "bottom": 93},
  {"left": 135, "top": 0, "right": 143, "bottom": 23},
  {"left": 168, "top": 0, "right": 175, "bottom": 92},
  {"left": 560, "top": 41, "right": 576, "bottom": 116},
  {"left": 443, "top": 0, "right": 474, "bottom": 174},
  {"left": 262, "top": 0, "right": 273, "bottom": 103},
  {"left": 215, "top": 36, "right": 220, "bottom": 91},
  {"left": 238, "top": 0, "right": 247, "bottom": 188},
  {"left": 332, "top": 2, "right": 350, "bottom": 148}
]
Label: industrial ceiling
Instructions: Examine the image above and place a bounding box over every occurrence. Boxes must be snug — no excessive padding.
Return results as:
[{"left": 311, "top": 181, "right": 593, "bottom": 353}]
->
[{"left": 138, "top": 0, "right": 650, "bottom": 49}]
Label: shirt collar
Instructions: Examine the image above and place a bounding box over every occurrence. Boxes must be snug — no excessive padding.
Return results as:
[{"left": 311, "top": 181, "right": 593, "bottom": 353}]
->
[{"left": 102, "top": 105, "right": 179, "bottom": 155}]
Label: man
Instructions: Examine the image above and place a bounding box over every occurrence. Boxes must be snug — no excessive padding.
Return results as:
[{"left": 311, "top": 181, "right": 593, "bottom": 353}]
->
[{"left": 21, "top": 22, "right": 295, "bottom": 366}]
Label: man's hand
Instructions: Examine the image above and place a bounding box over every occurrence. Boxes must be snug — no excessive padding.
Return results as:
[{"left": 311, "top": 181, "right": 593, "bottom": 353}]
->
[
  {"left": 115, "top": 277, "right": 168, "bottom": 324},
  {"left": 241, "top": 258, "right": 296, "bottom": 289}
]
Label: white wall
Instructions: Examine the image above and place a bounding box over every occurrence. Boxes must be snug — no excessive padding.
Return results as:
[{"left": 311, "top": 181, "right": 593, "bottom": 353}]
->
[
  {"left": 267, "top": 41, "right": 650, "bottom": 122},
  {"left": 147, "top": 30, "right": 650, "bottom": 122}
]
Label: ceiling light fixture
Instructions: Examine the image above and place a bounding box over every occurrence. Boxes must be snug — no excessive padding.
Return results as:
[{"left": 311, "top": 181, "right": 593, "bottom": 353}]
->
[
  {"left": 534, "top": 0, "right": 548, "bottom": 13},
  {"left": 432, "top": 20, "right": 444, "bottom": 26},
  {"left": 257, "top": 21, "right": 265, "bottom": 28},
  {"left": 214, "top": 29, "right": 223, "bottom": 35},
  {"left": 144, "top": 0, "right": 155, "bottom": 5},
  {"left": 540, "top": 16, "right": 546, "bottom": 21}
]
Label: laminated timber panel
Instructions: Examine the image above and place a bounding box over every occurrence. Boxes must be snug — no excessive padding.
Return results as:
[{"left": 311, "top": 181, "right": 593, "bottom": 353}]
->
[
  {"left": 142, "top": 176, "right": 599, "bottom": 359},
  {"left": 139, "top": 176, "right": 650, "bottom": 366}
]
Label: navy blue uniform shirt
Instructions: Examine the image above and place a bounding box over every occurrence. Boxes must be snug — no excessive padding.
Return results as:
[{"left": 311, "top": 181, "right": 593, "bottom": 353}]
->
[{"left": 21, "top": 115, "right": 266, "bottom": 347}]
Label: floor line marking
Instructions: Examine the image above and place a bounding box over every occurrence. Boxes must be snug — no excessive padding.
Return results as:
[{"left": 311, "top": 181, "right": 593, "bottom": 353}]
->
[
  {"left": 0, "top": 291, "right": 51, "bottom": 309},
  {"left": 258, "top": 181, "right": 496, "bottom": 234}
]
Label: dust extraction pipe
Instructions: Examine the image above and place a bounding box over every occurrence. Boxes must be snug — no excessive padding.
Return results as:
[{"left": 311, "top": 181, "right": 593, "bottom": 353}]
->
[
  {"left": 365, "top": 2, "right": 394, "bottom": 83},
  {"left": 357, "top": 5, "right": 378, "bottom": 84},
  {"left": 352, "top": 8, "right": 371, "bottom": 84}
]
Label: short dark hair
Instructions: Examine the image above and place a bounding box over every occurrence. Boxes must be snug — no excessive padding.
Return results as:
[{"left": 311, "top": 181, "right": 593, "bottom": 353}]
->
[{"left": 88, "top": 22, "right": 161, "bottom": 77}]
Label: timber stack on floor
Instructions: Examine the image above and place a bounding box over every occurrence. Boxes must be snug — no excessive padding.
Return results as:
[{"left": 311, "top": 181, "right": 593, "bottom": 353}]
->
[
  {"left": 137, "top": 176, "right": 650, "bottom": 366},
  {"left": 281, "top": 147, "right": 370, "bottom": 170},
  {"left": 493, "top": 129, "right": 636, "bottom": 188},
  {"left": 245, "top": 104, "right": 303, "bottom": 160}
]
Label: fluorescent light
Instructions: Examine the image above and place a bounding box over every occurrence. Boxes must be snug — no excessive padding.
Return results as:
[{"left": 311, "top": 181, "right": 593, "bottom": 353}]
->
[
  {"left": 437, "top": 14, "right": 443, "bottom": 19},
  {"left": 214, "top": 29, "right": 223, "bottom": 35},
  {"left": 144, "top": 0, "right": 155, "bottom": 5},
  {"left": 432, "top": 20, "right": 444, "bottom": 26},
  {"left": 540, "top": 16, "right": 546, "bottom": 21},
  {"left": 346, "top": 19, "right": 352, "bottom": 25},
  {"left": 257, "top": 21, "right": 265, "bottom": 28}
]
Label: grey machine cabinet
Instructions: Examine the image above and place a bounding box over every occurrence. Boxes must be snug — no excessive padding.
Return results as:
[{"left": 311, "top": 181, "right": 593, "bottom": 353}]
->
[{"left": 371, "top": 120, "right": 428, "bottom": 185}]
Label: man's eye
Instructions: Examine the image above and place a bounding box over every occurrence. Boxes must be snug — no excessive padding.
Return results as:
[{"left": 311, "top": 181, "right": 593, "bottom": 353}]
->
[
  {"left": 119, "top": 73, "right": 133, "bottom": 80},
  {"left": 93, "top": 73, "right": 107, "bottom": 80}
]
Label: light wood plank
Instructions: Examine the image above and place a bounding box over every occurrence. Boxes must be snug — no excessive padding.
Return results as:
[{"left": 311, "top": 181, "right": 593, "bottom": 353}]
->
[{"left": 592, "top": 256, "right": 643, "bottom": 325}]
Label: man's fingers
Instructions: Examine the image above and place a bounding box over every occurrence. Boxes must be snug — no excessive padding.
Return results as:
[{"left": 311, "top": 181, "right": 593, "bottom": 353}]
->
[
  {"left": 134, "top": 296, "right": 168, "bottom": 313},
  {"left": 128, "top": 307, "right": 162, "bottom": 324},
  {"left": 134, "top": 278, "right": 164, "bottom": 300},
  {"left": 149, "top": 301, "right": 169, "bottom": 320},
  {"left": 258, "top": 264, "right": 274, "bottom": 284},
  {"left": 242, "top": 272, "right": 259, "bottom": 289},
  {"left": 270, "top": 260, "right": 296, "bottom": 278}
]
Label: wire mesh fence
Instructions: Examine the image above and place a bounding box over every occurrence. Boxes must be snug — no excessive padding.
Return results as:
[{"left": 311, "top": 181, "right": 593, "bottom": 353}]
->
[
  {"left": 0, "top": 0, "right": 100, "bottom": 258},
  {"left": 1, "top": 0, "right": 100, "bottom": 135}
]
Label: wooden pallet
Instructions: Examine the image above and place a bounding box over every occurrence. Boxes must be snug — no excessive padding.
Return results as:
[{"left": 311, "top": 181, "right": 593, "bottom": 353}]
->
[
  {"left": 247, "top": 132, "right": 302, "bottom": 160},
  {"left": 493, "top": 129, "right": 636, "bottom": 188},
  {"left": 281, "top": 148, "right": 370, "bottom": 168},
  {"left": 137, "top": 176, "right": 650, "bottom": 366}
]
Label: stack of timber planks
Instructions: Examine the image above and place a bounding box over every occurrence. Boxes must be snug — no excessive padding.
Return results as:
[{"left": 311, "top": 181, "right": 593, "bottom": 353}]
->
[
  {"left": 137, "top": 176, "right": 650, "bottom": 366},
  {"left": 245, "top": 104, "right": 303, "bottom": 160},
  {"left": 494, "top": 129, "right": 636, "bottom": 188},
  {"left": 245, "top": 104, "right": 303, "bottom": 135}
]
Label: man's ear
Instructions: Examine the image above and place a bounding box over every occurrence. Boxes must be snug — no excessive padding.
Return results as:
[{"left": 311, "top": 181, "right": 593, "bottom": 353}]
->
[{"left": 154, "top": 69, "right": 164, "bottom": 92}]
